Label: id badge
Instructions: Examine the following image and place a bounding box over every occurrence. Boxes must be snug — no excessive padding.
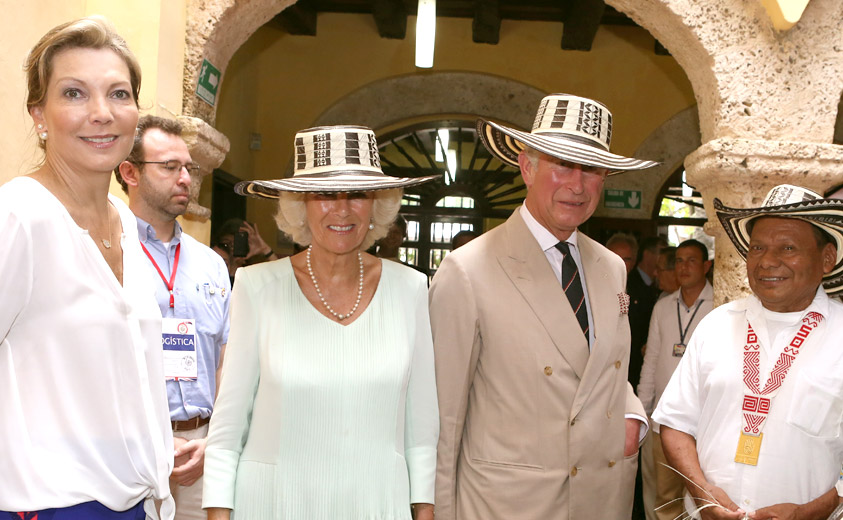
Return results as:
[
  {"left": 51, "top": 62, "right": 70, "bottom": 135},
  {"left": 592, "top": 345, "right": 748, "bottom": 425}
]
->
[
  {"left": 162, "top": 318, "right": 198, "bottom": 380},
  {"left": 672, "top": 343, "right": 686, "bottom": 357},
  {"left": 735, "top": 432, "right": 763, "bottom": 466}
]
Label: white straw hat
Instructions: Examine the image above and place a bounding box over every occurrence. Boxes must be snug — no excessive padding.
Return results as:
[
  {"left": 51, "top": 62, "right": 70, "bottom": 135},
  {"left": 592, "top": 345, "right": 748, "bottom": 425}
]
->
[
  {"left": 715, "top": 184, "right": 843, "bottom": 295},
  {"left": 477, "top": 93, "right": 658, "bottom": 174},
  {"left": 235, "top": 125, "right": 437, "bottom": 198}
]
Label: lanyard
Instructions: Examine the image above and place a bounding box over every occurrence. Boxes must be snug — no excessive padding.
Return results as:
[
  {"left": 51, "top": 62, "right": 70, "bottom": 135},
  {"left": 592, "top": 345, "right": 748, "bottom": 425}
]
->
[
  {"left": 675, "top": 297, "right": 704, "bottom": 345},
  {"left": 140, "top": 242, "right": 181, "bottom": 308},
  {"left": 740, "top": 311, "right": 823, "bottom": 436}
]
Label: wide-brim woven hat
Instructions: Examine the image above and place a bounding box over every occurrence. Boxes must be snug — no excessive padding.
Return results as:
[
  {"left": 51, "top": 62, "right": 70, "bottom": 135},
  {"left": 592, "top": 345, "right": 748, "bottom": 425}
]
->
[
  {"left": 476, "top": 93, "right": 658, "bottom": 174},
  {"left": 235, "top": 125, "right": 438, "bottom": 198},
  {"left": 714, "top": 184, "right": 843, "bottom": 295}
]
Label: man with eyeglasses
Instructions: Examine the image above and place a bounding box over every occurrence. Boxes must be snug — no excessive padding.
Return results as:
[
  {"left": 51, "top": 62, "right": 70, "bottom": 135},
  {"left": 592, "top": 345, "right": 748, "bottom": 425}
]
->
[{"left": 116, "top": 115, "right": 230, "bottom": 520}]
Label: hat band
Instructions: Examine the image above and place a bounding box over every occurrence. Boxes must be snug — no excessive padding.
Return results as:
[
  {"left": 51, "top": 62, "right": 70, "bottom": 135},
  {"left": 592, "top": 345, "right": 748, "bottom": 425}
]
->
[{"left": 529, "top": 130, "right": 610, "bottom": 152}]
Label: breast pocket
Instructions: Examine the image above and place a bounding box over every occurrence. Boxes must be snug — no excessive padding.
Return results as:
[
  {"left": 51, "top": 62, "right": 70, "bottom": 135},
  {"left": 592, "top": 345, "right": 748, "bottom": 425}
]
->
[{"left": 786, "top": 371, "right": 843, "bottom": 438}]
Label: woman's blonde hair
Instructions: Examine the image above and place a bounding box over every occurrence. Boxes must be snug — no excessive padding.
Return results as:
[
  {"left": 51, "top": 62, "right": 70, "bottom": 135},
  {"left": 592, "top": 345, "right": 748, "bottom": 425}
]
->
[
  {"left": 24, "top": 16, "right": 141, "bottom": 149},
  {"left": 275, "top": 189, "right": 404, "bottom": 250}
]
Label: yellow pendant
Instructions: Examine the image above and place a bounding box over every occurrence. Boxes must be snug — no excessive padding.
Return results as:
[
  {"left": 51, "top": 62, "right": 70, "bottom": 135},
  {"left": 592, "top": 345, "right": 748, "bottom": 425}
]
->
[{"left": 734, "top": 432, "right": 763, "bottom": 466}]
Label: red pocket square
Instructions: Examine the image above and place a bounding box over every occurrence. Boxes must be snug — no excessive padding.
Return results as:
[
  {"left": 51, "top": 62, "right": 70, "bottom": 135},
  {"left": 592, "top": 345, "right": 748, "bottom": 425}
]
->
[{"left": 619, "top": 292, "right": 630, "bottom": 315}]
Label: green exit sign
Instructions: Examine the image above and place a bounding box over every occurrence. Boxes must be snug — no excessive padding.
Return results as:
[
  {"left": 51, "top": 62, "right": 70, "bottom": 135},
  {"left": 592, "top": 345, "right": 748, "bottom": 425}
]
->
[
  {"left": 604, "top": 189, "right": 641, "bottom": 209},
  {"left": 196, "top": 59, "right": 220, "bottom": 107}
]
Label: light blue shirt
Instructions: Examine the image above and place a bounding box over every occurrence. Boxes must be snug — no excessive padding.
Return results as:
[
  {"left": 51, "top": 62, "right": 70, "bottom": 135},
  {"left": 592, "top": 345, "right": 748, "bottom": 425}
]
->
[{"left": 137, "top": 217, "right": 231, "bottom": 421}]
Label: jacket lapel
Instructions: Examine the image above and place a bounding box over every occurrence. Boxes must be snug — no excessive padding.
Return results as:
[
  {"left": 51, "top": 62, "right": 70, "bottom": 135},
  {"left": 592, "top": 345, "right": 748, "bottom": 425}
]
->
[
  {"left": 496, "top": 211, "right": 589, "bottom": 379},
  {"left": 572, "top": 234, "right": 620, "bottom": 416}
]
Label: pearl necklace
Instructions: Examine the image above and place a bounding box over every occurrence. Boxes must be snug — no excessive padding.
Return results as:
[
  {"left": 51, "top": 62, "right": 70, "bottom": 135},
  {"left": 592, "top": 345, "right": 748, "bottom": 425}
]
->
[{"left": 306, "top": 245, "right": 364, "bottom": 321}]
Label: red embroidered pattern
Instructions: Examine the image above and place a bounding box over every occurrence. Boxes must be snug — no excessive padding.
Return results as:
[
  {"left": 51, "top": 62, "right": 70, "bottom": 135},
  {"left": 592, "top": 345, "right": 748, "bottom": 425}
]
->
[{"left": 741, "top": 312, "right": 824, "bottom": 434}]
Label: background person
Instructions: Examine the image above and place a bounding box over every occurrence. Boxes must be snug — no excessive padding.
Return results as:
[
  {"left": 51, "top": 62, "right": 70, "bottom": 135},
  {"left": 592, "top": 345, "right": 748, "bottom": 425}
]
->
[
  {"left": 212, "top": 218, "right": 279, "bottom": 284},
  {"left": 655, "top": 246, "right": 679, "bottom": 297},
  {"left": 117, "top": 115, "right": 230, "bottom": 520},
  {"left": 0, "top": 16, "right": 173, "bottom": 520},
  {"left": 451, "top": 229, "right": 479, "bottom": 250},
  {"left": 607, "top": 232, "right": 638, "bottom": 274},
  {"left": 203, "top": 126, "right": 439, "bottom": 520},
  {"left": 654, "top": 185, "right": 843, "bottom": 520},
  {"left": 638, "top": 239, "right": 713, "bottom": 520},
  {"left": 430, "top": 93, "right": 657, "bottom": 520}
]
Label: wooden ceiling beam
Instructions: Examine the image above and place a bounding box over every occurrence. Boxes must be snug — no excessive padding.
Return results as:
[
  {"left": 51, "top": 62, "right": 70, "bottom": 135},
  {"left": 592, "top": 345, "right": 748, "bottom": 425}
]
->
[
  {"left": 372, "top": 0, "right": 407, "bottom": 39},
  {"left": 272, "top": 1, "right": 318, "bottom": 36},
  {"left": 561, "top": 0, "right": 606, "bottom": 51},
  {"left": 473, "top": 0, "right": 501, "bottom": 44}
]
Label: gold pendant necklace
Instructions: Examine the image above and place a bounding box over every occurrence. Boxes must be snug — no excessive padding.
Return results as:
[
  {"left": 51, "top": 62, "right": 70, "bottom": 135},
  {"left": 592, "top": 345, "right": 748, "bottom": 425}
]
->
[{"left": 101, "top": 204, "right": 113, "bottom": 249}]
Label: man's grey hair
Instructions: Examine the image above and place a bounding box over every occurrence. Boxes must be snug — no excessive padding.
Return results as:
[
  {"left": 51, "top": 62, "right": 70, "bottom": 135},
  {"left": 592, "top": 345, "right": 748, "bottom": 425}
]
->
[{"left": 606, "top": 232, "right": 639, "bottom": 259}]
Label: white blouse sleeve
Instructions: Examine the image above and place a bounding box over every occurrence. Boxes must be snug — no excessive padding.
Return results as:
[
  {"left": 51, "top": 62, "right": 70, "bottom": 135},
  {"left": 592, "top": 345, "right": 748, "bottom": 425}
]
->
[
  {"left": 203, "top": 267, "right": 262, "bottom": 509},
  {"left": 0, "top": 201, "right": 34, "bottom": 341},
  {"left": 404, "top": 273, "right": 439, "bottom": 504}
]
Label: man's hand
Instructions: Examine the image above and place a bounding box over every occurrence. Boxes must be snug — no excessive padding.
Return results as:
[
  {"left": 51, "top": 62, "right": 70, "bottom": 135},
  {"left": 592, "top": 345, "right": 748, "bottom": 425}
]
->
[
  {"left": 170, "top": 437, "right": 206, "bottom": 487},
  {"left": 695, "top": 485, "right": 745, "bottom": 520},
  {"left": 240, "top": 222, "right": 271, "bottom": 259},
  {"left": 624, "top": 418, "right": 640, "bottom": 457},
  {"left": 749, "top": 503, "right": 799, "bottom": 520},
  {"left": 749, "top": 488, "right": 839, "bottom": 520}
]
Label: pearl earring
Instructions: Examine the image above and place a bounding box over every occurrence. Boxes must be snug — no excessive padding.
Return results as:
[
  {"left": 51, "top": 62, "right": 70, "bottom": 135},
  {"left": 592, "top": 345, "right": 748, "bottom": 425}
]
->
[
  {"left": 37, "top": 124, "right": 43, "bottom": 130},
  {"left": 39, "top": 131, "right": 48, "bottom": 140},
  {"left": 368, "top": 222, "right": 375, "bottom": 230}
]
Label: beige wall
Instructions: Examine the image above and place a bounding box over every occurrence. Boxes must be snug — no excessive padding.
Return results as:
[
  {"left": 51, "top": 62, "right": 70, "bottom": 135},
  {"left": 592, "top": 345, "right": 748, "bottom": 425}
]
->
[{"left": 215, "top": 13, "right": 696, "bottom": 239}]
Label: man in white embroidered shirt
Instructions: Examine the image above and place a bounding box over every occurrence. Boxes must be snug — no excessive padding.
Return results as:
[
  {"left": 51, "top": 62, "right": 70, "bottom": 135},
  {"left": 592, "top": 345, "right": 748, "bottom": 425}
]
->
[{"left": 653, "top": 184, "right": 843, "bottom": 520}]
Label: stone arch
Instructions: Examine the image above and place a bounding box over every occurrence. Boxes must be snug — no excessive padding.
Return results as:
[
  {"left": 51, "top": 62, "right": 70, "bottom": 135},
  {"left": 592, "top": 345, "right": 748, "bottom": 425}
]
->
[
  {"left": 312, "top": 72, "right": 545, "bottom": 130},
  {"left": 184, "top": 0, "right": 843, "bottom": 143},
  {"left": 633, "top": 105, "right": 701, "bottom": 217},
  {"left": 182, "top": 0, "right": 296, "bottom": 125},
  {"left": 608, "top": 0, "right": 843, "bottom": 144}
]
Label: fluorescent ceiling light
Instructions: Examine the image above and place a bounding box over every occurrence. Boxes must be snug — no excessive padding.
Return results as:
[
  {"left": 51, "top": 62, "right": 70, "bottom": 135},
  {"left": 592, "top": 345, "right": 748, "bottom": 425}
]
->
[{"left": 415, "top": 0, "right": 436, "bottom": 68}]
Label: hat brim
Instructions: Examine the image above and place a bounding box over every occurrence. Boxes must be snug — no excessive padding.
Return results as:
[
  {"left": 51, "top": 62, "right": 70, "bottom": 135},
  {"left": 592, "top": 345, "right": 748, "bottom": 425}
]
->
[
  {"left": 714, "top": 197, "right": 843, "bottom": 295},
  {"left": 235, "top": 171, "right": 439, "bottom": 199},
  {"left": 477, "top": 119, "right": 658, "bottom": 174}
]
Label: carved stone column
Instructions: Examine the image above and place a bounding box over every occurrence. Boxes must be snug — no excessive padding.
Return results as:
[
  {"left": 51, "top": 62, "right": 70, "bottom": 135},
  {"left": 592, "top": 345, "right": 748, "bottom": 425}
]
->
[
  {"left": 177, "top": 115, "right": 231, "bottom": 222},
  {"left": 686, "top": 138, "right": 843, "bottom": 305}
]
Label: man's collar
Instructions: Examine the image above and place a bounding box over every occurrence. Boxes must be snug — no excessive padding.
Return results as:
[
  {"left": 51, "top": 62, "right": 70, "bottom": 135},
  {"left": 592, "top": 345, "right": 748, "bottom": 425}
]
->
[
  {"left": 519, "top": 205, "right": 579, "bottom": 251},
  {"left": 677, "top": 280, "right": 713, "bottom": 309},
  {"left": 636, "top": 266, "right": 653, "bottom": 286},
  {"left": 742, "top": 286, "right": 830, "bottom": 322},
  {"left": 136, "top": 216, "right": 182, "bottom": 244}
]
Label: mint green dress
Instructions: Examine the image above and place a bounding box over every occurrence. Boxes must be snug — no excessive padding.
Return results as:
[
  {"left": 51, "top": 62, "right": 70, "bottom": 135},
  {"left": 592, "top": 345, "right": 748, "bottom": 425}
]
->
[{"left": 203, "top": 259, "right": 438, "bottom": 519}]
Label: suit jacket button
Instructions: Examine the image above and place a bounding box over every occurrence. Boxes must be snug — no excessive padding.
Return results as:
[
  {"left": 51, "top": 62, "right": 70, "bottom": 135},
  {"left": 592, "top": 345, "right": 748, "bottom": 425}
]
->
[
  {"left": 570, "top": 467, "right": 578, "bottom": 476},
  {"left": 544, "top": 366, "right": 553, "bottom": 376},
  {"left": 615, "top": 360, "right": 621, "bottom": 369},
  {"left": 608, "top": 460, "right": 616, "bottom": 467},
  {"left": 607, "top": 410, "right": 613, "bottom": 418},
  {"left": 570, "top": 418, "right": 576, "bottom": 426}
]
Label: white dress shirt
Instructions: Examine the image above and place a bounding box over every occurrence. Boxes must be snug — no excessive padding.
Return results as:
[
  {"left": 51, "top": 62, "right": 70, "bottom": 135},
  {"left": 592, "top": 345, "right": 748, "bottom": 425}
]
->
[
  {"left": 0, "top": 178, "right": 174, "bottom": 518},
  {"left": 653, "top": 288, "right": 843, "bottom": 515},
  {"left": 638, "top": 281, "right": 714, "bottom": 429}
]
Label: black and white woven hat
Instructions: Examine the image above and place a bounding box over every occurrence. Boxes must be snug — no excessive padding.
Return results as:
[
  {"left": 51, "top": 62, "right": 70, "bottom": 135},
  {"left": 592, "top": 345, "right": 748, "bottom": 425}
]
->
[
  {"left": 235, "top": 126, "right": 438, "bottom": 198},
  {"left": 477, "top": 93, "right": 658, "bottom": 174},
  {"left": 714, "top": 184, "right": 843, "bottom": 295}
]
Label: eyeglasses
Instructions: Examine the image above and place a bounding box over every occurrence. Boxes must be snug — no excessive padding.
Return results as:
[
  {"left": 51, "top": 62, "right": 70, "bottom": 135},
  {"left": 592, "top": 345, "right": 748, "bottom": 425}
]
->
[{"left": 136, "top": 160, "right": 200, "bottom": 174}]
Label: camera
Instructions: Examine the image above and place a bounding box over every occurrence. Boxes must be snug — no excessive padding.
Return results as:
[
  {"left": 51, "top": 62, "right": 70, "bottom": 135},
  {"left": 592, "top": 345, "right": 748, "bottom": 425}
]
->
[{"left": 233, "top": 231, "right": 249, "bottom": 257}]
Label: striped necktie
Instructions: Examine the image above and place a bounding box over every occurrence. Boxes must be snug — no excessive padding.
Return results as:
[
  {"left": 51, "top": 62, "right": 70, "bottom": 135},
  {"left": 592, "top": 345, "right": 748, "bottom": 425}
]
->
[{"left": 555, "top": 241, "right": 589, "bottom": 345}]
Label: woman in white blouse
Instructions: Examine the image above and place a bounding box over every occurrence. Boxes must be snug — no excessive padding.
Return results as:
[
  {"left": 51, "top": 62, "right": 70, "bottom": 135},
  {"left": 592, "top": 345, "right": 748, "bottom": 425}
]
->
[
  {"left": 204, "top": 126, "right": 439, "bottom": 520},
  {"left": 0, "top": 17, "right": 173, "bottom": 520}
]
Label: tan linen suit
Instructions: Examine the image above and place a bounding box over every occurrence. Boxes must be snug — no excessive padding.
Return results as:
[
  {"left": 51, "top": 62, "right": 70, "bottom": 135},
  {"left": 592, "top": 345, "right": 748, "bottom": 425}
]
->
[{"left": 430, "top": 210, "right": 645, "bottom": 520}]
